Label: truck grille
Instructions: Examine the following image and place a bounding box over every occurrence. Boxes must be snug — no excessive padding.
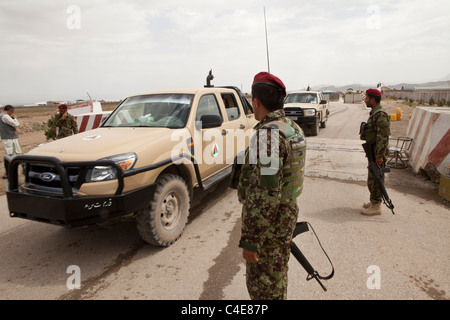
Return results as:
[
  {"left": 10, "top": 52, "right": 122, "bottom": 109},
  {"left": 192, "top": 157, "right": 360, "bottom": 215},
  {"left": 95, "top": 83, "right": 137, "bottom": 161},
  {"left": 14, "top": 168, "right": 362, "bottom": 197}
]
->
[
  {"left": 284, "top": 108, "right": 304, "bottom": 117},
  {"left": 26, "top": 163, "right": 82, "bottom": 193}
]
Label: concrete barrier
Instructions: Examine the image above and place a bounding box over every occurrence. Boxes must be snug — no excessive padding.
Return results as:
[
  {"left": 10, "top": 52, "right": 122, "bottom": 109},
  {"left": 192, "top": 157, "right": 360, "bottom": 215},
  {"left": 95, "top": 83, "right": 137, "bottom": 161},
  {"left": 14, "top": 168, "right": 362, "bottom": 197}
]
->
[
  {"left": 66, "top": 101, "right": 112, "bottom": 133},
  {"left": 67, "top": 101, "right": 102, "bottom": 116},
  {"left": 406, "top": 107, "right": 450, "bottom": 176},
  {"left": 344, "top": 93, "right": 363, "bottom": 104},
  {"left": 75, "top": 112, "right": 111, "bottom": 132}
]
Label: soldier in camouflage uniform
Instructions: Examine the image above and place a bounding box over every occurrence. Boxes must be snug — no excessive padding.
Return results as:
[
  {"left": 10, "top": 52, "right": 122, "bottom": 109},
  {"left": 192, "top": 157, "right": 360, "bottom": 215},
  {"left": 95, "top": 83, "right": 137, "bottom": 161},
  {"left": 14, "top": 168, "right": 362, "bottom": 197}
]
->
[
  {"left": 55, "top": 104, "right": 79, "bottom": 139},
  {"left": 234, "top": 72, "right": 306, "bottom": 300},
  {"left": 361, "top": 89, "right": 390, "bottom": 215}
]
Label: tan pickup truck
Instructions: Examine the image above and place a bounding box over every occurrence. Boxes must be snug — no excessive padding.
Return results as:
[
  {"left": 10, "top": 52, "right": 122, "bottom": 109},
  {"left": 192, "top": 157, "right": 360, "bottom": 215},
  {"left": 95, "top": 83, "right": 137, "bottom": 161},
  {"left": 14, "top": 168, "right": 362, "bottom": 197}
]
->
[
  {"left": 6, "top": 78, "right": 256, "bottom": 246},
  {"left": 284, "top": 90, "right": 329, "bottom": 136}
]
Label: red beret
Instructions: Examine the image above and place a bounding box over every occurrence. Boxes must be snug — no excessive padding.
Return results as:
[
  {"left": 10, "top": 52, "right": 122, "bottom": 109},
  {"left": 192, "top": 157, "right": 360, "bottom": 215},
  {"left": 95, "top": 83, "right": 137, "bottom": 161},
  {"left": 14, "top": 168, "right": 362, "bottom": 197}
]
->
[
  {"left": 366, "top": 88, "right": 381, "bottom": 97},
  {"left": 252, "top": 72, "right": 286, "bottom": 95},
  {"left": 59, "top": 104, "right": 68, "bottom": 109}
]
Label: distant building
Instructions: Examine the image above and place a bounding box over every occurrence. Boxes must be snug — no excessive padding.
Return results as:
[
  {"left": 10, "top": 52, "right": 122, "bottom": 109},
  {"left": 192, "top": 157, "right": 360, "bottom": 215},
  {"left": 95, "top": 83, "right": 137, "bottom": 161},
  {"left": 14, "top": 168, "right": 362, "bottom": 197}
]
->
[
  {"left": 47, "top": 101, "right": 66, "bottom": 106},
  {"left": 414, "top": 86, "right": 450, "bottom": 90}
]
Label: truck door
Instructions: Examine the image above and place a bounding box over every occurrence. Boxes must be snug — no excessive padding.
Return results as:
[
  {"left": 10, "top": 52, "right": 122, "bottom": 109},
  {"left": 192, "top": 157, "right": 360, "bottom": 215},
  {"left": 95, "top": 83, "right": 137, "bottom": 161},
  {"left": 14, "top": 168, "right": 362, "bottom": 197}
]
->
[
  {"left": 219, "top": 92, "right": 254, "bottom": 165},
  {"left": 193, "top": 93, "right": 229, "bottom": 179}
]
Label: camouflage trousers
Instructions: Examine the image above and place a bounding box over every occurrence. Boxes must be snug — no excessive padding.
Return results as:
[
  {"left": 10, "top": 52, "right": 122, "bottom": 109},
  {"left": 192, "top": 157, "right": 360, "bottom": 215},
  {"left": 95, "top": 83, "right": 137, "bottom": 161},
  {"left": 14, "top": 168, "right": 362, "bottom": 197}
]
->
[
  {"left": 367, "top": 168, "right": 384, "bottom": 203},
  {"left": 246, "top": 245, "right": 291, "bottom": 300}
]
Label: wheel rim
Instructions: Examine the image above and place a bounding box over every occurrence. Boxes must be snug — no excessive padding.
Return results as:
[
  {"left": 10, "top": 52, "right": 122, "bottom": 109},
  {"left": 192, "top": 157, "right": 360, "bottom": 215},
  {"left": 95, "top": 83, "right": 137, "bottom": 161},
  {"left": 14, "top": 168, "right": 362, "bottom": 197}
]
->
[{"left": 160, "top": 191, "right": 182, "bottom": 230}]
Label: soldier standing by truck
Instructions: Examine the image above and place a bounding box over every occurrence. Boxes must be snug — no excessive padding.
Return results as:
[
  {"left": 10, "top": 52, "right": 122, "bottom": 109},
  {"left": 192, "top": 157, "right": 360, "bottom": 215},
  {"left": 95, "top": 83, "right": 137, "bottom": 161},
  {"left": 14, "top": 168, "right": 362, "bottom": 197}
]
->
[
  {"left": 55, "top": 104, "right": 79, "bottom": 139},
  {"left": 360, "top": 88, "right": 391, "bottom": 215},
  {"left": 235, "top": 72, "right": 306, "bottom": 299},
  {"left": 45, "top": 104, "right": 79, "bottom": 140}
]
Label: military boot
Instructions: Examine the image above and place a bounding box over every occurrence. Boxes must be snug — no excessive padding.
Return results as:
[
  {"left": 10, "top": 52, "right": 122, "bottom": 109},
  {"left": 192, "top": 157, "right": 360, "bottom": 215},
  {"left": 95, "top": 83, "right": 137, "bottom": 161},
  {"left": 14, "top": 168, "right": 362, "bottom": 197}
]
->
[
  {"left": 363, "top": 202, "right": 372, "bottom": 209},
  {"left": 360, "top": 202, "right": 381, "bottom": 215}
]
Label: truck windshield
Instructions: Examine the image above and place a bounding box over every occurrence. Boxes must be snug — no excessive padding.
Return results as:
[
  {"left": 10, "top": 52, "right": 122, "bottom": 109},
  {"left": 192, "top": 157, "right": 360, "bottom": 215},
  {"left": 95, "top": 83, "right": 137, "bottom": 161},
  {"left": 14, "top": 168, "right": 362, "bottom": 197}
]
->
[
  {"left": 102, "top": 94, "right": 194, "bottom": 128},
  {"left": 285, "top": 93, "right": 317, "bottom": 104}
]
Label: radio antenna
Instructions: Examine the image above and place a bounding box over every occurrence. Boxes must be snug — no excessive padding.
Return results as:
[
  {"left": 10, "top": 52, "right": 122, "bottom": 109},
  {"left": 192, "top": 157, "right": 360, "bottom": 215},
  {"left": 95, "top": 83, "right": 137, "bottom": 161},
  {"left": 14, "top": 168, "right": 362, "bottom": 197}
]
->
[{"left": 264, "top": 7, "right": 270, "bottom": 73}]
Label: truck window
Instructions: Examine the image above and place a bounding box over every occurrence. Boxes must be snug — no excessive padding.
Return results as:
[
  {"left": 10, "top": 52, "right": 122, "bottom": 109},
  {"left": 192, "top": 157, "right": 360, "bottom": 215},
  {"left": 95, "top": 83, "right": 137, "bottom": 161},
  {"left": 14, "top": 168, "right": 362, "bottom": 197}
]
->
[
  {"left": 103, "top": 94, "right": 193, "bottom": 128},
  {"left": 285, "top": 93, "right": 317, "bottom": 104},
  {"left": 221, "top": 93, "right": 240, "bottom": 121},
  {"left": 196, "top": 94, "right": 223, "bottom": 122}
]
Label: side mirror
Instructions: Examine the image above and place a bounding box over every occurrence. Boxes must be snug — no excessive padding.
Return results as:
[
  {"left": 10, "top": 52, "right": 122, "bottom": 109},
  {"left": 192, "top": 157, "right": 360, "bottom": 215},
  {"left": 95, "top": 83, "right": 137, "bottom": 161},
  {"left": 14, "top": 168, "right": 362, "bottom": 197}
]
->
[
  {"left": 197, "top": 114, "right": 223, "bottom": 129},
  {"left": 320, "top": 99, "right": 328, "bottom": 104}
]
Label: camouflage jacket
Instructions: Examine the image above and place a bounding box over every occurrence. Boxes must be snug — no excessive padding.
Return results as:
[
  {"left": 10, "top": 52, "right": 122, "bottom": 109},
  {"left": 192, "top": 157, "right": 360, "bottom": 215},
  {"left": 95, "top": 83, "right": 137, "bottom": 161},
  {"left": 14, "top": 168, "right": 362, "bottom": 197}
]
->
[
  {"left": 364, "top": 104, "right": 390, "bottom": 159},
  {"left": 238, "top": 109, "right": 305, "bottom": 252},
  {"left": 55, "top": 113, "right": 79, "bottom": 139}
]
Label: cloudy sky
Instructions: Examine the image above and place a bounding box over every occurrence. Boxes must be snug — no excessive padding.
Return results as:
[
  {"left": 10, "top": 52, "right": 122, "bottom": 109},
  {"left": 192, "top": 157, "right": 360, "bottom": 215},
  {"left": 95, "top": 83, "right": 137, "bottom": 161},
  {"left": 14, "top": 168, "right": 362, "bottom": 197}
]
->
[{"left": 1, "top": 0, "right": 449, "bottom": 105}]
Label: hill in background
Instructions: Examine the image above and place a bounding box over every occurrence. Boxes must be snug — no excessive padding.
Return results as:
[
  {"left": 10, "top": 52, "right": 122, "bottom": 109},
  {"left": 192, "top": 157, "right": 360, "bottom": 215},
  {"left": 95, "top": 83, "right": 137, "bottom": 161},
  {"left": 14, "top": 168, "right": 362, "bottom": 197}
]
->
[{"left": 317, "top": 79, "right": 450, "bottom": 92}]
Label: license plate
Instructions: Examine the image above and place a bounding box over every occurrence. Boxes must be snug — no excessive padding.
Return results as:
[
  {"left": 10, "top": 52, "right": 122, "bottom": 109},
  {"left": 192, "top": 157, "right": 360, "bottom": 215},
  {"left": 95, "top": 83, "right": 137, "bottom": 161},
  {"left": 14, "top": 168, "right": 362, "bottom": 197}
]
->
[{"left": 288, "top": 116, "right": 298, "bottom": 121}]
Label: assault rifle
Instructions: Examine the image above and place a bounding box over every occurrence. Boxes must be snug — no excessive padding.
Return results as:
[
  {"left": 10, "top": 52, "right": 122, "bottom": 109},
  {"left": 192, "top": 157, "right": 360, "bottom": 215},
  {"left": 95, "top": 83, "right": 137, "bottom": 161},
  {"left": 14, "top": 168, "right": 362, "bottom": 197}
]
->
[
  {"left": 362, "top": 142, "right": 395, "bottom": 214},
  {"left": 291, "top": 222, "right": 334, "bottom": 292}
]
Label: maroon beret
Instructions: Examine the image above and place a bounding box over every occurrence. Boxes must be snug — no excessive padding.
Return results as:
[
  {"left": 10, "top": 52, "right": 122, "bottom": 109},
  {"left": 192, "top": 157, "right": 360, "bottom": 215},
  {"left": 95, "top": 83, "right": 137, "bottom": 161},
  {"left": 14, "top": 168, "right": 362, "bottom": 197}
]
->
[
  {"left": 366, "top": 88, "right": 381, "bottom": 97},
  {"left": 59, "top": 104, "right": 68, "bottom": 109},
  {"left": 252, "top": 72, "right": 286, "bottom": 95}
]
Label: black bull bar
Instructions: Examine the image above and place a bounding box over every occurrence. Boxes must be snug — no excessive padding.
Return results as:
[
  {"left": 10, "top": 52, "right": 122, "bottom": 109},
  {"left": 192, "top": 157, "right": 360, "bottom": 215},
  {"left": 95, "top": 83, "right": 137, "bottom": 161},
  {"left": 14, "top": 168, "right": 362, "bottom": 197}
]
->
[{"left": 5, "top": 154, "right": 200, "bottom": 228}]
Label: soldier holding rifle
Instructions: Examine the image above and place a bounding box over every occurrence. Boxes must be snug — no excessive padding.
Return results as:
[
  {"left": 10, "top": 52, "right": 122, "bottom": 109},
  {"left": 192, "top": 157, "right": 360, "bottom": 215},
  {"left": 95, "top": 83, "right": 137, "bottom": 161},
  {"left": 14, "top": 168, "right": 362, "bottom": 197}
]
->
[
  {"left": 234, "top": 72, "right": 306, "bottom": 299},
  {"left": 360, "top": 89, "right": 391, "bottom": 215}
]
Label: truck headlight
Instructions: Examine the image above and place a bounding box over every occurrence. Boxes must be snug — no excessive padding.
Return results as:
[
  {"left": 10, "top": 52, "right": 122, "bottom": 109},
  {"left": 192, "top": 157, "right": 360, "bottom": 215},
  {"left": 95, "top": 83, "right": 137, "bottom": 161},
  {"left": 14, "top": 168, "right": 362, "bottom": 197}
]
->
[
  {"left": 89, "top": 166, "right": 117, "bottom": 182},
  {"left": 304, "top": 109, "right": 316, "bottom": 116},
  {"left": 87, "top": 153, "right": 137, "bottom": 182}
]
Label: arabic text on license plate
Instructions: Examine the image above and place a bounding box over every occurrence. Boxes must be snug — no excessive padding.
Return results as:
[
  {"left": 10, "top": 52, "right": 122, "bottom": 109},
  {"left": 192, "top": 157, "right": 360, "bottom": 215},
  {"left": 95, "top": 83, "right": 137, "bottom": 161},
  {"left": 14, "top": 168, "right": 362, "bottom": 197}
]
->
[{"left": 288, "top": 116, "right": 298, "bottom": 121}]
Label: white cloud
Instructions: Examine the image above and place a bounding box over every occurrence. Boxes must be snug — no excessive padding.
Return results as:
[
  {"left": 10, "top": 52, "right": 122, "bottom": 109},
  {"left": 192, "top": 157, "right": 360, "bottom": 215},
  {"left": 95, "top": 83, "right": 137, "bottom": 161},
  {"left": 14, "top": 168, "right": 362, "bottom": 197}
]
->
[{"left": 0, "top": 0, "right": 449, "bottom": 104}]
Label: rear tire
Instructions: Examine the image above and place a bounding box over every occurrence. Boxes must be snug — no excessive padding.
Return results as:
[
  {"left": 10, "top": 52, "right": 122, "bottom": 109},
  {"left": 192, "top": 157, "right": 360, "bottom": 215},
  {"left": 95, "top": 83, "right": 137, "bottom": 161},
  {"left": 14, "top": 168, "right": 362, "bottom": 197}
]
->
[{"left": 136, "top": 174, "right": 190, "bottom": 246}]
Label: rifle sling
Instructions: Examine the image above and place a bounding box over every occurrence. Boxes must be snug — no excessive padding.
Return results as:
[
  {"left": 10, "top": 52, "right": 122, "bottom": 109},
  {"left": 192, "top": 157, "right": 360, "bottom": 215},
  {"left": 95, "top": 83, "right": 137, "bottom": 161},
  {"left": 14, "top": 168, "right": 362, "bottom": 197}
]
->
[{"left": 291, "top": 222, "right": 334, "bottom": 281}]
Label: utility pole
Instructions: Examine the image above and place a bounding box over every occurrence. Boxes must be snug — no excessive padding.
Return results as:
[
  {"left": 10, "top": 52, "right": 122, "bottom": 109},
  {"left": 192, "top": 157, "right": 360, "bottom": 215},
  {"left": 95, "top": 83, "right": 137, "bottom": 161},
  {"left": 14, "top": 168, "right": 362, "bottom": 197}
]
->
[{"left": 264, "top": 7, "right": 270, "bottom": 73}]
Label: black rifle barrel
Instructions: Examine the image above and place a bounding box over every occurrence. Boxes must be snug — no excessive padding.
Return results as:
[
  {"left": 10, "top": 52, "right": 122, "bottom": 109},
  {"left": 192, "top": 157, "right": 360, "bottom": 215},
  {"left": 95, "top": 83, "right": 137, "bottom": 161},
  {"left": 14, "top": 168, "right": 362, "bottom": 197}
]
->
[
  {"left": 362, "top": 142, "right": 395, "bottom": 214},
  {"left": 290, "top": 242, "right": 327, "bottom": 292}
]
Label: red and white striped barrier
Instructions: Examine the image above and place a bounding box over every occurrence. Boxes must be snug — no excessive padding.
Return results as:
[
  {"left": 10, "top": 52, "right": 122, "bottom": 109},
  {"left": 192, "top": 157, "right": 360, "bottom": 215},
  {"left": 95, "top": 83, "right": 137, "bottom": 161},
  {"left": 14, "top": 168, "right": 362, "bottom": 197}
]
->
[
  {"left": 64, "top": 101, "right": 112, "bottom": 133},
  {"left": 75, "top": 112, "right": 112, "bottom": 132},
  {"left": 67, "top": 101, "right": 103, "bottom": 116},
  {"left": 406, "top": 107, "right": 450, "bottom": 175}
]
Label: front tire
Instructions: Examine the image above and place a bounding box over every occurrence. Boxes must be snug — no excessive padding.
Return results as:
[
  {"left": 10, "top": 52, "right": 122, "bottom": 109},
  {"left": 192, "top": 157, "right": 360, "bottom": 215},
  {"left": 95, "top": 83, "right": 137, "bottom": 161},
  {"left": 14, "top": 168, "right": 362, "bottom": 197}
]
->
[
  {"left": 310, "top": 119, "right": 320, "bottom": 136},
  {"left": 136, "top": 174, "right": 190, "bottom": 246}
]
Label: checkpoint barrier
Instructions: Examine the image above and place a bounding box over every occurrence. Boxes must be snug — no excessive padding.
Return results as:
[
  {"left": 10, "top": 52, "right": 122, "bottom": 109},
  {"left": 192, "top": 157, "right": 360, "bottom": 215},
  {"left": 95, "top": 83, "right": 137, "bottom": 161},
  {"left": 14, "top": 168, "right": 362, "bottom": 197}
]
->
[
  {"left": 406, "top": 107, "right": 450, "bottom": 176},
  {"left": 74, "top": 112, "right": 112, "bottom": 132},
  {"left": 344, "top": 93, "right": 363, "bottom": 104},
  {"left": 67, "top": 101, "right": 102, "bottom": 116},
  {"left": 66, "top": 101, "right": 112, "bottom": 133}
]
